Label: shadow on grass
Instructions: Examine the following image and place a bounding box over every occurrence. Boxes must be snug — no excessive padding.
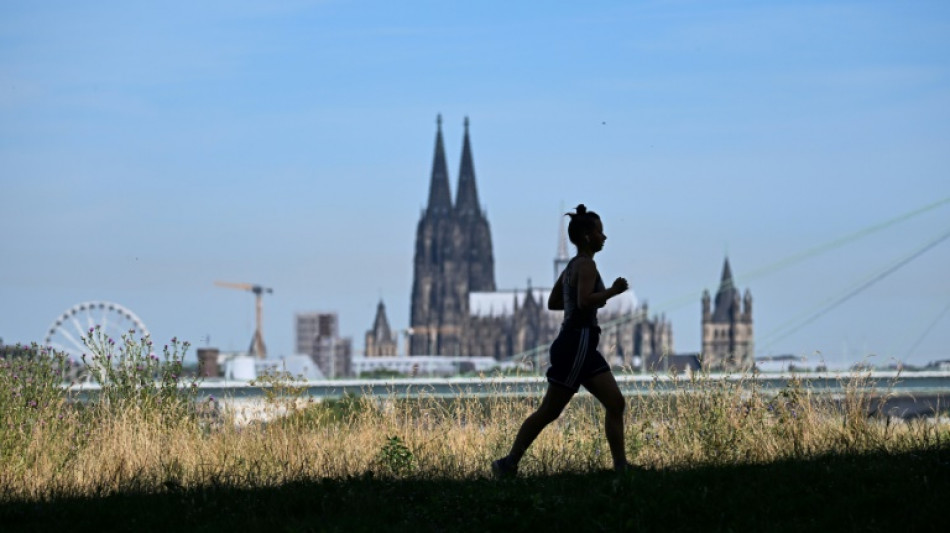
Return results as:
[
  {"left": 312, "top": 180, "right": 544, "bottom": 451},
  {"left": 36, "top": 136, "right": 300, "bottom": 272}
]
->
[{"left": 3, "top": 446, "right": 948, "bottom": 533}]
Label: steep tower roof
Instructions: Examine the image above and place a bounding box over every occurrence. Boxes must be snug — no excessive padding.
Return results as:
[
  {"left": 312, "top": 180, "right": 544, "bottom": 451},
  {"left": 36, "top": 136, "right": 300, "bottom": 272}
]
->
[
  {"left": 455, "top": 117, "right": 480, "bottom": 217},
  {"left": 557, "top": 212, "right": 569, "bottom": 261},
  {"left": 426, "top": 114, "right": 452, "bottom": 215},
  {"left": 712, "top": 257, "right": 740, "bottom": 322},
  {"left": 371, "top": 300, "right": 393, "bottom": 341},
  {"left": 720, "top": 257, "right": 734, "bottom": 288}
]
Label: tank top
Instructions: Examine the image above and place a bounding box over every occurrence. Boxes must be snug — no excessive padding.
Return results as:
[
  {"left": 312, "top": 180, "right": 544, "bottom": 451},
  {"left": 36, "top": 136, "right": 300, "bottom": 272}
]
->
[{"left": 561, "top": 256, "right": 606, "bottom": 328}]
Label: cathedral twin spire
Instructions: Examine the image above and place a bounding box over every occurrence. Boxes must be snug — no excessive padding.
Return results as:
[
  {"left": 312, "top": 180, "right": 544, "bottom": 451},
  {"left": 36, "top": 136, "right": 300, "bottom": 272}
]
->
[
  {"left": 426, "top": 114, "right": 481, "bottom": 216},
  {"left": 455, "top": 117, "right": 481, "bottom": 217},
  {"left": 411, "top": 115, "right": 495, "bottom": 355},
  {"left": 426, "top": 115, "right": 452, "bottom": 215}
]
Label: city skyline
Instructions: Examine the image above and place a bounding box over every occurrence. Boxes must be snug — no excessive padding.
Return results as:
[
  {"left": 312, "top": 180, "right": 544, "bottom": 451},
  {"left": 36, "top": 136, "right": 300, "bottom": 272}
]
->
[{"left": 2, "top": 1, "right": 949, "bottom": 367}]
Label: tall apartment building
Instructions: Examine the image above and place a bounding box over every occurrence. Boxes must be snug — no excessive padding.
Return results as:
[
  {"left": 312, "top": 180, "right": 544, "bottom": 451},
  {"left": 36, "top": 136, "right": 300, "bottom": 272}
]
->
[{"left": 295, "top": 312, "right": 352, "bottom": 378}]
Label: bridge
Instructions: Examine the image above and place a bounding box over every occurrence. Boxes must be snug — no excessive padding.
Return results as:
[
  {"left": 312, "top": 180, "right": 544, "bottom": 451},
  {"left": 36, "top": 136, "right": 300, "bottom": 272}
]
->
[{"left": 70, "top": 371, "right": 950, "bottom": 421}]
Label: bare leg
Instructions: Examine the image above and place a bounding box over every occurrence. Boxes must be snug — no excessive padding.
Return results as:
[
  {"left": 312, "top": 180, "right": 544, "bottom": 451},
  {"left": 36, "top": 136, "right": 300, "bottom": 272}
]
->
[
  {"left": 582, "top": 371, "right": 628, "bottom": 469},
  {"left": 506, "top": 383, "right": 574, "bottom": 464}
]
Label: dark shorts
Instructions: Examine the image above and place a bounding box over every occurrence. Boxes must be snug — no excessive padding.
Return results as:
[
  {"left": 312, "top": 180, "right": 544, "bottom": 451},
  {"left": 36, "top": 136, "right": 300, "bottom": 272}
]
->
[{"left": 546, "top": 326, "right": 610, "bottom": 393}]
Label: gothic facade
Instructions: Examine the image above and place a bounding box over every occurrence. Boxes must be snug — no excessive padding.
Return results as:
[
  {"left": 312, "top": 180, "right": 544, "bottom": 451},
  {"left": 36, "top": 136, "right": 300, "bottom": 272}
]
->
[
  {"left": 701, "top": 258, "right": 754, "bottom": 371},
  {"left": 365, "top": 300, "right": 398, "bottom": 357},
  {"left": 396, "top": 115, "right": 674, "bottom": 369},
  {"left": 409, "top": 115, "right": 495, "bottom": 356}
]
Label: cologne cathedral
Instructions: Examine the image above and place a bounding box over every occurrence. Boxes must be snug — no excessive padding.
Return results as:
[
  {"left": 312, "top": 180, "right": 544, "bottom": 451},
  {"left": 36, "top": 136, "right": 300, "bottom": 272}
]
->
[{"left": 393, "top": 115, "right": 674, "bottom": 369}]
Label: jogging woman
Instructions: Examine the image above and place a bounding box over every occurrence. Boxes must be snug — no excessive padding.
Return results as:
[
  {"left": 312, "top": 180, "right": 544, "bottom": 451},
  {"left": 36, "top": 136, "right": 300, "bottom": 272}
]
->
[{"left": 493, "top": 204, "right": 632, "bottom": 476}]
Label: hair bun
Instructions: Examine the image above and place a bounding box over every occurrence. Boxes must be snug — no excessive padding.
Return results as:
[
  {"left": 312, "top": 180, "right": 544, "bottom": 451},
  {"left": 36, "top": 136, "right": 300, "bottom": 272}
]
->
[{"left": 575, "top": 204, "right": 587, "bottom": 215}]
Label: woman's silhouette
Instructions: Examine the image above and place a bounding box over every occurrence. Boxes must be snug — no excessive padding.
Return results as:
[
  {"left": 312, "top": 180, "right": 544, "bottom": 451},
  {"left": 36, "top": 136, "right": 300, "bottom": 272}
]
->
[{"left": 493, "top": 204, "right": 632, "bottom": 476}]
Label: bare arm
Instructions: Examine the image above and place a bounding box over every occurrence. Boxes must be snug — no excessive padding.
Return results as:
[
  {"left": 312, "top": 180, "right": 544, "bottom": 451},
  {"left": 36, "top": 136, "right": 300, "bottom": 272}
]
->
[
  {"left": 548, "top": 271, "right": 565, "bottom": 310},
  {"left": 576, "top": 257, "right": 628, "bottom": 310}
]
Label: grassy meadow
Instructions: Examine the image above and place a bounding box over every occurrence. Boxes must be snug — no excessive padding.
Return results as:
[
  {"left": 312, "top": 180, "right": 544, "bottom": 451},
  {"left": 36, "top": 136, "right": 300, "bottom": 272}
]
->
[{"left": 1, "top": 332, "right": 948, "bottom": 531}]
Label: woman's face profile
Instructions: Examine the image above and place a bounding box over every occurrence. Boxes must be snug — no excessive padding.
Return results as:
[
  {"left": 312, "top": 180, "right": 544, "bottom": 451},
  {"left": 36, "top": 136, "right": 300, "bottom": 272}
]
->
[{"left": 588, "top": 219, "right": 606, "bottom": 252}]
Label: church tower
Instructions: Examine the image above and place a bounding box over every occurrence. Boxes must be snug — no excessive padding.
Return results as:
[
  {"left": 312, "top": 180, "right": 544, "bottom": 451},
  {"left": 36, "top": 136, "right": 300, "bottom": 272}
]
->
[
  {"left": 701, "top": 257, "right": 754, "bottom": 371},
  {"left": 410, "top": 114, "right": 455, "bottom": 355},
  {"left": 554, "top": 211, "right": 570, "bottom": 282},
  {"left": 410, "top": 115, "right": 495, "bottom": 355},
  {"left": 365, "top": 300, "right": 397, "bottom": 357},
  {"left": 455, "top": 117, "right": 496, "bottom": 294}
]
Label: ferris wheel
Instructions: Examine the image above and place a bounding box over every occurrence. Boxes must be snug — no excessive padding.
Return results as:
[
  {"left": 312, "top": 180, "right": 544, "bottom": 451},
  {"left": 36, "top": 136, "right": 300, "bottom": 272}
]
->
[{"left": 43, "top": 301, "right": 150, "bottom": 361}]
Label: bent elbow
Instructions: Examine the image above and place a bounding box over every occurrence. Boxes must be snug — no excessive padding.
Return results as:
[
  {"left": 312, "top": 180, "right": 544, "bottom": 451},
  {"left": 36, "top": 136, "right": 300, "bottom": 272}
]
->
[{"left": 578, "top": 299, "right": 605, "bottom": 311}]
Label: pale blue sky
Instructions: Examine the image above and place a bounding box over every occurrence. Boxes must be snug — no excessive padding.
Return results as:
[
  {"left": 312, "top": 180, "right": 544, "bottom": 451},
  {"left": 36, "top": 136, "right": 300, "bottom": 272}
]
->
[{"left": 2, "top": 0, "right": 949, "bottom": 367}]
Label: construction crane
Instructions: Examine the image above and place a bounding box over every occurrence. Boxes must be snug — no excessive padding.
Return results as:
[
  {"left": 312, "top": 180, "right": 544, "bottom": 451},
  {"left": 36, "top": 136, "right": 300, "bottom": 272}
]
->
[{"left": 215, "top": 281, "right": 273, "bottom": 359}]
